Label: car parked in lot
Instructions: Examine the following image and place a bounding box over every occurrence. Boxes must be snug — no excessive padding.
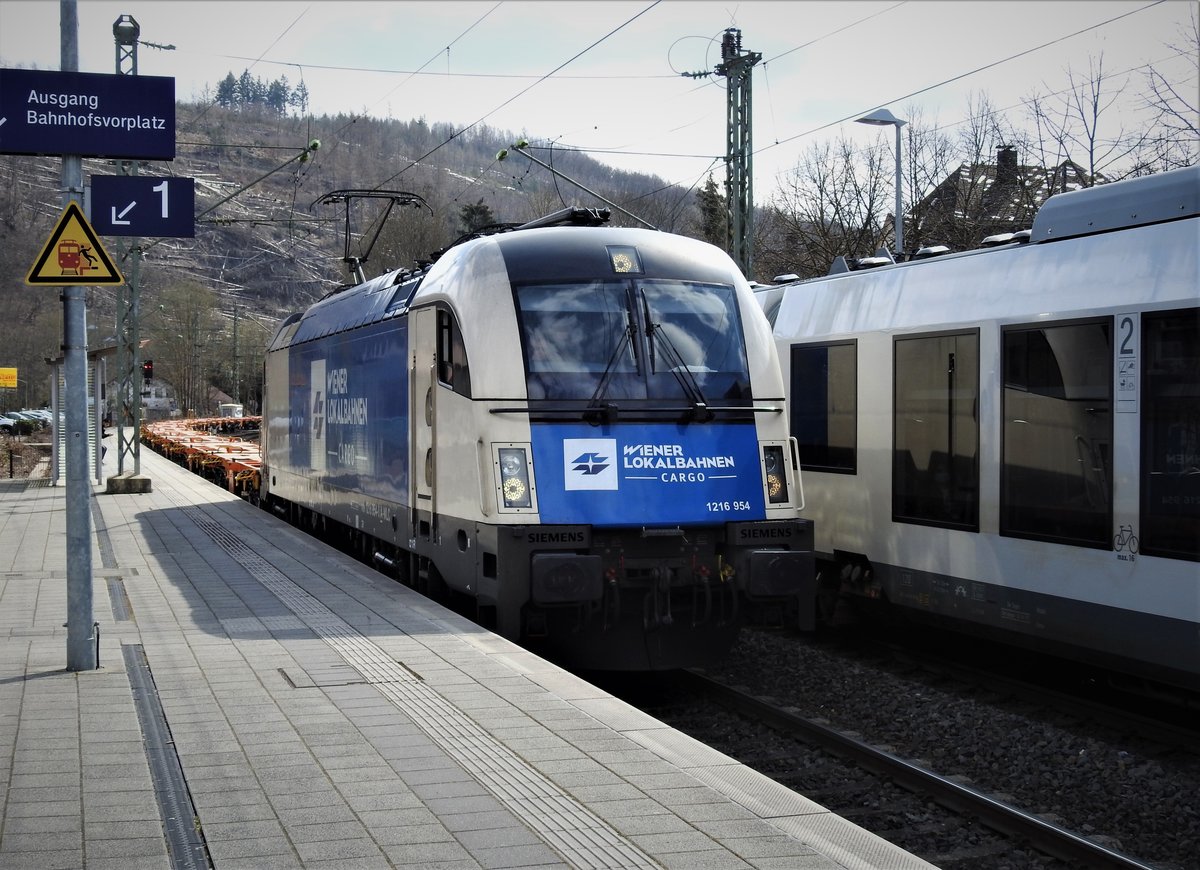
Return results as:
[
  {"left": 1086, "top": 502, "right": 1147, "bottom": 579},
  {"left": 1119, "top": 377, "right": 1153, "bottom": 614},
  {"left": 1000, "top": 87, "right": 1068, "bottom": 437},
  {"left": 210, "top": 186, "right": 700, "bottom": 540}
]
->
[{"left": 2, "top": 411, "right": 47, "bottom": 435}]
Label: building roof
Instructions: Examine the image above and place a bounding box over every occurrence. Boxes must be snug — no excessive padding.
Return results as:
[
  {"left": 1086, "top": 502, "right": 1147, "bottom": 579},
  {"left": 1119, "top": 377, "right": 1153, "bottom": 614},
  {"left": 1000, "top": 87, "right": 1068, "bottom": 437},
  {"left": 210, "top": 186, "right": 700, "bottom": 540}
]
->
[{"left": 912, "top": 147, "right": 1104, "bottom": 250}]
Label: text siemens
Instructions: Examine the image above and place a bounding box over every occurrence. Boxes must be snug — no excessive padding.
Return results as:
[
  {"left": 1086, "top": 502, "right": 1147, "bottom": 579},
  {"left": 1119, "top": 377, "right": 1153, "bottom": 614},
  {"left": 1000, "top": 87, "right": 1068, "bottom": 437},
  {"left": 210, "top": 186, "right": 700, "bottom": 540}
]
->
[
  {"left": 736, "top": 526, "right": 795, "bottom": 540},
  {"left": 526, "top": 531, "right": 588, "bottom": 544}
]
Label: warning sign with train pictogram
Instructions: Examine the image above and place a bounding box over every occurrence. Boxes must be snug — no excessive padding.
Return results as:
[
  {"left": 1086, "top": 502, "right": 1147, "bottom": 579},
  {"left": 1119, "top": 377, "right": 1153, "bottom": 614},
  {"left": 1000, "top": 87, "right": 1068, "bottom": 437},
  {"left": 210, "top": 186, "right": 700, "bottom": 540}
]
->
[{"left": 25, "top": 200, "right": 124, "bottom": 286}]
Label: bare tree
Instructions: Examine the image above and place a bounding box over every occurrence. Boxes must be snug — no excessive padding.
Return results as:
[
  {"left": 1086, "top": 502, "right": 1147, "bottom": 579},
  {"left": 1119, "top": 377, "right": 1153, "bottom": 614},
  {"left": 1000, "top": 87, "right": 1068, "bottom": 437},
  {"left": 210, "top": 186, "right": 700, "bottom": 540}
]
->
[
  {"left": 911, "top": 92, "right": 1044, "bottom": 251},
  {"left": 144, "top": 281, "right": 222, "bottom": 417},
  {"left": 1023, "top": 53, "right": 1149, "bottom": 185},
  {"left": 372, "top": 196, "right": 452, "bottom": 272},
  {"left": 207, "top": 307, "right": 274, "bottom": 413},
  {"left": 897, "top": 103, "right": 959, "bottom": 253},
  {"left": 759, "top": 135, "right": 889, "bottom": 280},
  {"left": 1136, "top": 5, "right": 1199, "bottom": 171}
]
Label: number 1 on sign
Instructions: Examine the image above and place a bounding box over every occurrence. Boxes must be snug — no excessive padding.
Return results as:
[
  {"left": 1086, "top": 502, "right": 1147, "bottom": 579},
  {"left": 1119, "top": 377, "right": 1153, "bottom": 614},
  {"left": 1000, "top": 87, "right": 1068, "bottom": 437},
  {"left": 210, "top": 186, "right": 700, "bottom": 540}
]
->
[{"left": 153, "top": 180, "right": 169, "bottom": 218}]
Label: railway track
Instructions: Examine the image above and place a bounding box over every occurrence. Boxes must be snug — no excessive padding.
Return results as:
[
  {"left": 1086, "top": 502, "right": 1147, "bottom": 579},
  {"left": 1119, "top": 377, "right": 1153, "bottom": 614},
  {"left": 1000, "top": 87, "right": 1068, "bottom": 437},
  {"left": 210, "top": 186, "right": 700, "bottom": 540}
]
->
[
  {"left": 676, "top": 668, "right": 1160, "bottom": 870},
  {"left": 863, "top": 628, "right": 1200, "bottom": 750},
  {"left": 670, "top": 627, "right": 1200, "bottom": 870}
]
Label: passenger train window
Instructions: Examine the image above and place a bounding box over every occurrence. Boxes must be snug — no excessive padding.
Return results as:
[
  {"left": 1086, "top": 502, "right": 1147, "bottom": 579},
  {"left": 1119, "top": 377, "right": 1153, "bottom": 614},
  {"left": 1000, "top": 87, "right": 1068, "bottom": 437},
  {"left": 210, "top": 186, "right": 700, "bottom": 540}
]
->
[
  {"left": 1001, "top": 319, "right": 1112, "bottom": 548},
  {"left": 790, "top": 341, "right": 857, "bottom": 473},
  {"left": 436, "top": 308, "right": 471, "bottom": 398},
  {"left": 1141, "top": 307, "right": 1199, "bottom": 561},
  {"left": 893, "top": 331, "right": 979, "bottom": 530}
]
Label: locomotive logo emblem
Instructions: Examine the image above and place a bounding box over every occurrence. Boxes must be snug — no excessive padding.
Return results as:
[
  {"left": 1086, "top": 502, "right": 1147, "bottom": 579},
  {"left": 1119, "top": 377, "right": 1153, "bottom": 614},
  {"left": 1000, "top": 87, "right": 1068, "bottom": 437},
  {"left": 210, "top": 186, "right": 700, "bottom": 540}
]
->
[
  {"left": 563, "top": 438, "right": 618, "bottom": 490},
  {"left": 573, "top": 453, "right": 609, "bottom": 475},
  {"left": 311, "top": 390, "right": 324, "bottom": 437},
  {"left": 310, "top": 359, "right": 326, "bottom": 473}
]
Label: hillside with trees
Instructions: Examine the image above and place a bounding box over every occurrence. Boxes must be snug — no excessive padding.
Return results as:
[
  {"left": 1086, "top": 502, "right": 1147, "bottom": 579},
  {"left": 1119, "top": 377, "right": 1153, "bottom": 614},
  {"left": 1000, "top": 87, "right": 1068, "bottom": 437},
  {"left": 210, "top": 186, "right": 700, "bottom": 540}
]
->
[
  {"left": 0, "top": 95, "right": 706, "bottom": 413},
  {"left": 0, "top": 9, "right": 1193, "bottom": 415}
]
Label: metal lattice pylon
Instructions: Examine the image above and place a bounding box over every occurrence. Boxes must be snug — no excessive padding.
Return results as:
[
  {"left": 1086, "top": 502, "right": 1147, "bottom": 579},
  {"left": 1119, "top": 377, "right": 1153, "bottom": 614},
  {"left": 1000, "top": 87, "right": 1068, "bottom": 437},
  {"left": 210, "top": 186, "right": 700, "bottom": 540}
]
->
[{"left": 716, "top": 28, "right": 760, "bottom": 279}]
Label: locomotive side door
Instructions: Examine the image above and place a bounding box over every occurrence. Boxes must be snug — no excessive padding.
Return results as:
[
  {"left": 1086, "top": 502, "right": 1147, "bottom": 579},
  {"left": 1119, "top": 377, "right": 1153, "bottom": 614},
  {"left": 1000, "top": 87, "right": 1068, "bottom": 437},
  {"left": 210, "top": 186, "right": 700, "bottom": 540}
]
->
[{"left": 410, "top": 306, "right": 438, "bottom": 541}]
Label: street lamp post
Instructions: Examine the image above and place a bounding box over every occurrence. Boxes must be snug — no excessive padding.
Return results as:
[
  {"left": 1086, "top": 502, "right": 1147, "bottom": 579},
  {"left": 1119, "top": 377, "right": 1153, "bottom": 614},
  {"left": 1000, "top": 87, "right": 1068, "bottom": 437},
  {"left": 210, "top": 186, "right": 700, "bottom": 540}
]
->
[{"left": 856, "top": 108, "right": 907, "bottom": 258}]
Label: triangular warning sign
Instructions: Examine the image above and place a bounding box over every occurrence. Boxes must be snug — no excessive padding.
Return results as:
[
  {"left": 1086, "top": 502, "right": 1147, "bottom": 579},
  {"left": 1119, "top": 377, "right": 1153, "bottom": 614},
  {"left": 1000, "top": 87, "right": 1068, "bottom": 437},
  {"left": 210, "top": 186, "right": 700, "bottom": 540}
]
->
[{"left": 26, "top": 201, "right": 125, "bottom": 286}]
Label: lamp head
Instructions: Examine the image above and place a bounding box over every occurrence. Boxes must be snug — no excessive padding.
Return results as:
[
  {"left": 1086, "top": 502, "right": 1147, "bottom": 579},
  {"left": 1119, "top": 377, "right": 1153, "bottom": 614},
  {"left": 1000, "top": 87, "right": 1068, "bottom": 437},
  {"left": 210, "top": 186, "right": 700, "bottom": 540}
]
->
[
  {"left": 855, "top": 107, "right": 906, "bottom": 128},
  {"left": 113, "top": 14, "right": 140, "bottom": 45}
]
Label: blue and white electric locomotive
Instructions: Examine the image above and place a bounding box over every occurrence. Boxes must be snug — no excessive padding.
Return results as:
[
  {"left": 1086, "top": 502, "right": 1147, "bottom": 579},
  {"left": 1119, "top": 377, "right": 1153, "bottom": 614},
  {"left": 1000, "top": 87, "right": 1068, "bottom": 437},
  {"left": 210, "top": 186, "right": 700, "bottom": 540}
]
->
[{"left": 262, "top": 208, "right": 814, "bottom": 670}]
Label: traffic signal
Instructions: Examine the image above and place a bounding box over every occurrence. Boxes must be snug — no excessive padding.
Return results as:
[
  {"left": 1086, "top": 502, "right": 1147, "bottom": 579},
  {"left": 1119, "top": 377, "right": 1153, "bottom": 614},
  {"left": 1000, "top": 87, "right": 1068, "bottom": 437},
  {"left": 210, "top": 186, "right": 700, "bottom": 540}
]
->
[{"left": 142, "top": 359, "right": 153, "bottom": 381}]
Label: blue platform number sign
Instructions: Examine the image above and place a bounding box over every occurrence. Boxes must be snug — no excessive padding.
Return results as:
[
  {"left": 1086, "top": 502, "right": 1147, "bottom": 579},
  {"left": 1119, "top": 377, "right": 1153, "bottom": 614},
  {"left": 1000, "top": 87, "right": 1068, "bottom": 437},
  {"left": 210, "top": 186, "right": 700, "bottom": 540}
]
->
[{"left": 91, "top": 176, "right": 195, "bottom": 238}]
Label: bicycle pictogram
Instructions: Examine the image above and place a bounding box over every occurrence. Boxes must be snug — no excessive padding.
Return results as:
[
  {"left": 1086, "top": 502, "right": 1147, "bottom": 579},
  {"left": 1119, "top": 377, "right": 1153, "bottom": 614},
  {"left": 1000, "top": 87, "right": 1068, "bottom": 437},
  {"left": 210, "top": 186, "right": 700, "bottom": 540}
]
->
[{"left": 1113, "top": 524, "right": 1139, "bottom": 554}]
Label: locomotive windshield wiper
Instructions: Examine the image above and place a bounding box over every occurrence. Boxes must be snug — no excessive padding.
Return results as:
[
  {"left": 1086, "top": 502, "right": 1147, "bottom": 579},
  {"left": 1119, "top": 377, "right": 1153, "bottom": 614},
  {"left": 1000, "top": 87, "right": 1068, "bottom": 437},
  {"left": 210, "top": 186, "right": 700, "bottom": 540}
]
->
[
  {"left": 642, "top": 292, "right": 714, "bottom": 422},
  {"left": 584, "top": 319, "right": 636, "bottom": 424}
]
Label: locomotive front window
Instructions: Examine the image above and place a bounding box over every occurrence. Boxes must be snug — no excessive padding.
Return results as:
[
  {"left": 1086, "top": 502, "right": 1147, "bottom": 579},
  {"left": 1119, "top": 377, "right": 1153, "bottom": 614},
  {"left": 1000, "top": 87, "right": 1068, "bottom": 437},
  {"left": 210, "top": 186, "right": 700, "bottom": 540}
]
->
[
  {"left": 640, "top": 281, "right": 751, "bottom": 400},
  {"left": 516, "top": 282, "right": 639, "bottom": 400},
  {"left": 514, "top": 280, "right": 750, "bottom": 403}
]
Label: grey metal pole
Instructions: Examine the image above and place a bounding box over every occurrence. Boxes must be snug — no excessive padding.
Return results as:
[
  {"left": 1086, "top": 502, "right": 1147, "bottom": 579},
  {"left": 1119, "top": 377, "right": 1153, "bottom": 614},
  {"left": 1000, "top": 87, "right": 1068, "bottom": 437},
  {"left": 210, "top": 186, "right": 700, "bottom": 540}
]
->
[
  {"left": 894, "top": 123, "right": 904, "bottom": 258},
  {"left": 61, "top": 0, "right": 96, "bottom": 671}
]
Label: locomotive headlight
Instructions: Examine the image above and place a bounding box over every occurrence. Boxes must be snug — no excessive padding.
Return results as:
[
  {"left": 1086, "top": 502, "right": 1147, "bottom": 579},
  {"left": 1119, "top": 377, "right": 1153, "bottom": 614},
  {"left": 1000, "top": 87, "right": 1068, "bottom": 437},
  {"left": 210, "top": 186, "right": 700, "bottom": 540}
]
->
[
  {"left": 497, "top": 447, "right": 532, "bottom": 509},
  {"left": 500, "top": 452, "right": 524, "bottom": 478},
  {"left": 607, "top": 245, "right": 642, "bottom": 275},
  {"left": 762, "top": 444, "right": 789, "bottom": 504},
  {"left": 503, "top": 475, "right": 527, "bottom": 503}
]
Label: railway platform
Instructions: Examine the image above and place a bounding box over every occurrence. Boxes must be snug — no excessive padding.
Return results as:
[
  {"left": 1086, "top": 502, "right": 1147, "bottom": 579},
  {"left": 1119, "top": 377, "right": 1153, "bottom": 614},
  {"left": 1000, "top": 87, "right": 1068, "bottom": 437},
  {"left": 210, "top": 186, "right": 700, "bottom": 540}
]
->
[{"left": 0, "top": 443, "right": 934, "bottom": 869}]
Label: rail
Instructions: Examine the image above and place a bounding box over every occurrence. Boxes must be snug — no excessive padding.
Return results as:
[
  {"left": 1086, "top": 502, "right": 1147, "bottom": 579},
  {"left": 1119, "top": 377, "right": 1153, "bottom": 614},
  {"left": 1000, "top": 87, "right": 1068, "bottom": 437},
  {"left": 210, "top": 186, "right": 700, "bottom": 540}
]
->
[{"left": 681, "top": 668, "right": 1161, "bottom": 870}]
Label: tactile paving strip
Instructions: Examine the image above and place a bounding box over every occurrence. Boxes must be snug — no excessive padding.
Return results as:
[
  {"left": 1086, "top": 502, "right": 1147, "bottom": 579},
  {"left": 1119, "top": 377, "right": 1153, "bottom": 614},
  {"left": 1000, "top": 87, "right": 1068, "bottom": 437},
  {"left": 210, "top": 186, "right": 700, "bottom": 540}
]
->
[{"left": 182, "top": 503, "right": 659, "bottom": 870}]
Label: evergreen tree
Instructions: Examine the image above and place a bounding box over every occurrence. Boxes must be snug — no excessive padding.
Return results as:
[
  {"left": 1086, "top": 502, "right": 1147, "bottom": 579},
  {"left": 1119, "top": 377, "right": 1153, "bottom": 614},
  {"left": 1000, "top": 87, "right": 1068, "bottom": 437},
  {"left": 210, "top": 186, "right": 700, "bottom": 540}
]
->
[
  {"left": 289, "top": 80, "right": 310, "bottom": 115},
  {"left": 215, "top": 73, "right": 238, "bottom": 108},
  {"left": 236, "top": 69, "right": 263, "bottom": 106},
  {"left": 696, "top": 174, "right": 727, "bottom": 248},
  {"left": 266, "top": 76, "right": 291, "bottom": 116},
  {"left": 458, "top": 199, "right": 497, "bottom": 234}
]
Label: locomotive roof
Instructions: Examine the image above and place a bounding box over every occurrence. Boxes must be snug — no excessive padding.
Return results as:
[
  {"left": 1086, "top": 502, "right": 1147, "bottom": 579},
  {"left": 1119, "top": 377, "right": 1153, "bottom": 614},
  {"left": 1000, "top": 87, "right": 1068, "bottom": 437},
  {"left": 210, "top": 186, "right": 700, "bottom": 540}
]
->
[
  {"left": 269, "top": 267, "right": 422, "bottom": 350},
  {"left": 271, "top": 224, "right": 747, "bottom": 350},
  {"left": 474, "top": 224, "right": 741, "bottom": 286}
]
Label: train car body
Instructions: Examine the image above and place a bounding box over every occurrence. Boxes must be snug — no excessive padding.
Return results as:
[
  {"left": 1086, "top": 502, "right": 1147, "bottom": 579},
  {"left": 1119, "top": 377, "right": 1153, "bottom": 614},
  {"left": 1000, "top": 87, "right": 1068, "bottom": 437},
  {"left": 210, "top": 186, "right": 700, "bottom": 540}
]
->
[
  {"left": 766, "top": 165, "right": 1199, "bottom": 691},
  {"left": 262, "top": 215, "right": 814, "bottom": 670}
]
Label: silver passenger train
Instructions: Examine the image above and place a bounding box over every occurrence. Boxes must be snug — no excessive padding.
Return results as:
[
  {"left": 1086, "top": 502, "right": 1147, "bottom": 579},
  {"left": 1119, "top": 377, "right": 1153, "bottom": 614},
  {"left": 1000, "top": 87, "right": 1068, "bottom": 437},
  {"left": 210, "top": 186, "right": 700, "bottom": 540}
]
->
[
  {"left": 763, "top": 165, "right": 1199, "bottom": 691},
  {"left": 261, "top": 208, "right": 814, "bottom": 670}
]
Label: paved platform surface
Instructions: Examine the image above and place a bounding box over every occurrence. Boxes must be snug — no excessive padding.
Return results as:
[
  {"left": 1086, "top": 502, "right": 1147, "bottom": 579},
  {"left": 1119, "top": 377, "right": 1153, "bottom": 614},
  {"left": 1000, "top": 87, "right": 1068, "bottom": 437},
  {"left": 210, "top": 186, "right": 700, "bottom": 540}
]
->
[{"left": 0, "top": 445, "right": 935, "bottom": 869}]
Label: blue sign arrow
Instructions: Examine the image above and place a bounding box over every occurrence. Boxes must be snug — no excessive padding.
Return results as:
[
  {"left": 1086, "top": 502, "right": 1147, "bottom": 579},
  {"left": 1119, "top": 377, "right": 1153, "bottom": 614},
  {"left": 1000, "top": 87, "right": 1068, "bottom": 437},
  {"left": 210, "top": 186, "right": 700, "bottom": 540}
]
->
[
  {"left": 0, "top": 68, "right": 174, "bottom": 160},
  {"left": 91, "top": 175, "right": 194, "bottom": 237}
]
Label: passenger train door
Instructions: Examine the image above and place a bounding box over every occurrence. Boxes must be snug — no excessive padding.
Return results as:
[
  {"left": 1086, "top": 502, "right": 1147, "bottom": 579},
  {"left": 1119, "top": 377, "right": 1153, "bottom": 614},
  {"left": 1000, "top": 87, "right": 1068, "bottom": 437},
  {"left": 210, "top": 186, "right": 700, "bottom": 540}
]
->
[{"left": 410, "top": 306, "right": 438, "bottom": 541}]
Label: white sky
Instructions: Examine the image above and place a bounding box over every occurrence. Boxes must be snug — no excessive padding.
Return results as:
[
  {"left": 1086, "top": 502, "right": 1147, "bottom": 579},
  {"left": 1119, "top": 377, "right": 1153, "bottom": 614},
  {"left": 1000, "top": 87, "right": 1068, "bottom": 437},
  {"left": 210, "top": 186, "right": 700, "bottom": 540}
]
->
[{"left": 0, "top": 1, "right": 1195, "bottom": 201}]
